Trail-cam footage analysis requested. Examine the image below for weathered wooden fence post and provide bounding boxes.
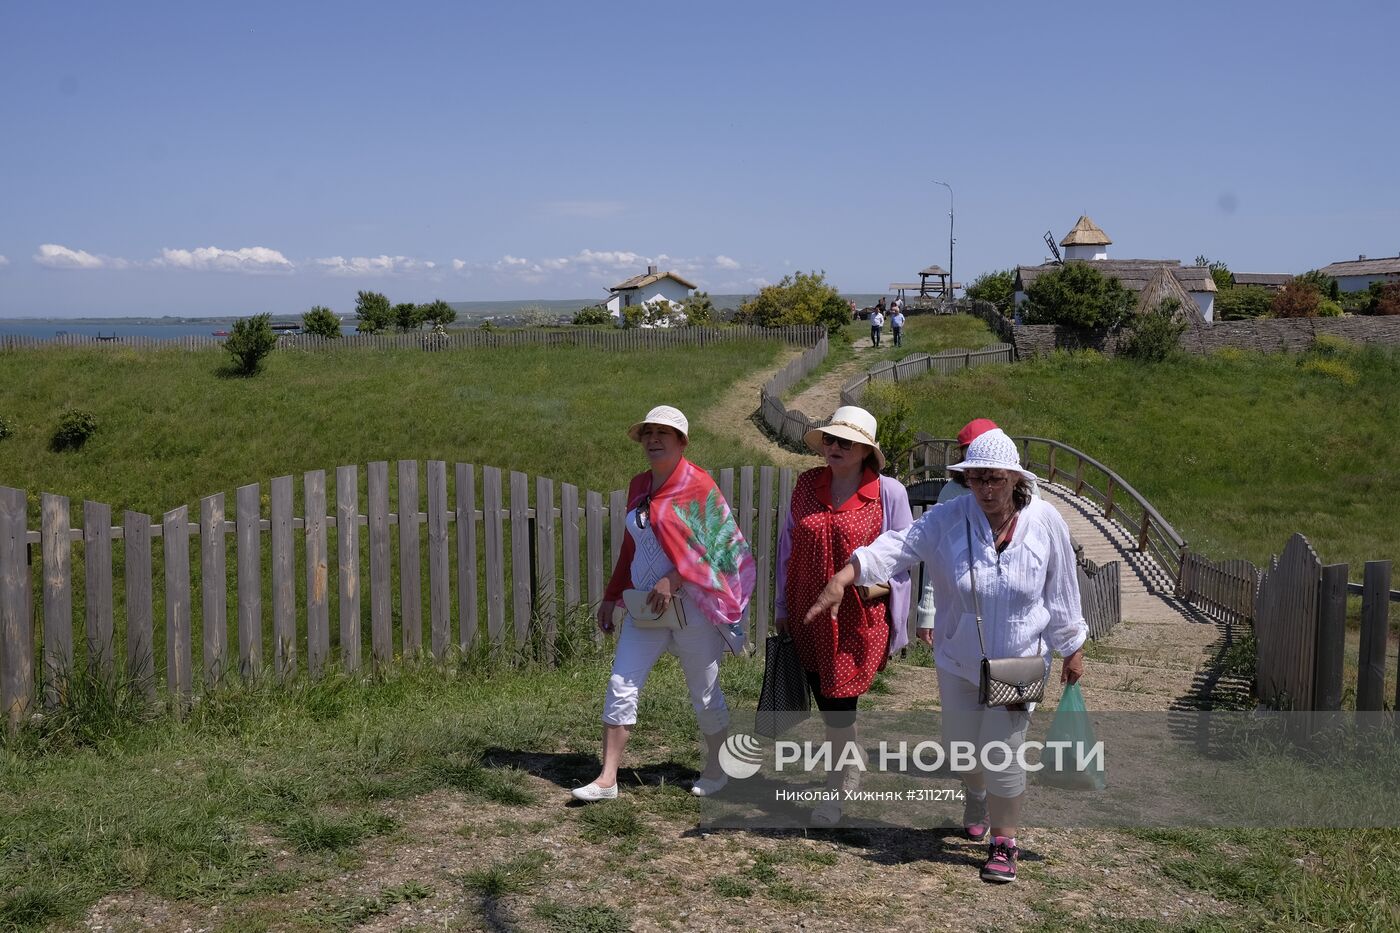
[43,494,74,708]
[1313,563,1349,711]
[0,487,32,728]
[1357,560,1391,712]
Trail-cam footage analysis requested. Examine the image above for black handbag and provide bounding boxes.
[967,519,1049,708]
[756,634,811,737]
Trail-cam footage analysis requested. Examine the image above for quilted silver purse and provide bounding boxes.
[966,519,1048,708]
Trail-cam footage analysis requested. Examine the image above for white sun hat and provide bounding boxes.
[627,405,689,442]
[947,428,1036,482]
[802,405,885,471]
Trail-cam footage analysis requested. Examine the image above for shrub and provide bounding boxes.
[354,291,393,333]
[1377,282,1400,315]
[1270,282,1322,318]
[620,304,645,328]
[52,409,98,450]
[0,415,13,441]
[734,271,850,334]
[1317,297,1343,317]
[1214,286,1274,321]
[300,305,342,339]
[1310,334,1356,358]
[1300,358,1358,386]
[965,269,1016,314]
[1194,256,1233,292]
[1294,269,1340,301]
[679,291,717,326]
[1119,298,1187,362]
[1021,262,1136,330]
[224,313,278,375]
[572,304,611,326]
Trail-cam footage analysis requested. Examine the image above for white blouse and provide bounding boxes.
[852,495,1087,686]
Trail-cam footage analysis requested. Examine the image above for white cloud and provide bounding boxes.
[714,255,740,270]
[158,245,294,274]
[0,255,9,266]
[452,259,467,271]
[34,243,128,270]
[312,255,437,277]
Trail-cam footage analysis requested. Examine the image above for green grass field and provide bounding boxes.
[865,340,1400,573]
[0,340,785,516]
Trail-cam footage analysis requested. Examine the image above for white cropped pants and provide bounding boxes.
[602,616,730,735]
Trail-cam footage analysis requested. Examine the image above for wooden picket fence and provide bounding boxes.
[758,335,831,446]
[0,325,828,354]
[838,344,1015,407]
[0,461,959,723]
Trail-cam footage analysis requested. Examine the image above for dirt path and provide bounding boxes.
[786,341,875,422]
[701,335,880,472]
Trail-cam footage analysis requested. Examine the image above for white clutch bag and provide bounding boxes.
[621,588,688,630]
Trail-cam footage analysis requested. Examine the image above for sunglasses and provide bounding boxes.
[965,473,1009,488]
[820,433,855,450]
[636,493,651,529]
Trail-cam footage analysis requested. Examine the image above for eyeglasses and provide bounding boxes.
[820,433,855,450]
[636,494,651,529]
[965,473,1009,488]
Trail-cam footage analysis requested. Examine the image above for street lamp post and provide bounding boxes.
[934,180,953,311]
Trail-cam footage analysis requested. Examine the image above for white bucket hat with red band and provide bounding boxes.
[947,428,1037,482]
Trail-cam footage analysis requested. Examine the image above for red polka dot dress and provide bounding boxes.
[785,467,889,698]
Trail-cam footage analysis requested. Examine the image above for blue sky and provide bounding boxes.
[2,0,1396,318]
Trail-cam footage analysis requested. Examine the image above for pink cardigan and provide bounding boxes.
[774,471,915,655]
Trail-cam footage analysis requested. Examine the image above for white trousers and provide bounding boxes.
[603,617,730,735]
[938,671,1034,798]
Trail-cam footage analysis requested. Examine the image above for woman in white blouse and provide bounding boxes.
[805,428,1086,885]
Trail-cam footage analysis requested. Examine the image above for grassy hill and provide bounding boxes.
[866,339,1400,574]
[0,340,786,516]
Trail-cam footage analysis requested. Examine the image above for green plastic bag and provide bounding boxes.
[1036,683,1106,791]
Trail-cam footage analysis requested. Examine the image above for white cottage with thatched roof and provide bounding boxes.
[604,265,697,326]
[1014,216,1217,321]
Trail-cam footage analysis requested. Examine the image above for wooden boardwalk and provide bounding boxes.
[1036,482,1246,712]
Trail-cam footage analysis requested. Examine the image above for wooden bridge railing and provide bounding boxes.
[900,435,1188,594]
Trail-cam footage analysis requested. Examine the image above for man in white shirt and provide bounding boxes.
[870,309,884,347]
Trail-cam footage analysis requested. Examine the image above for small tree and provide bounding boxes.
[224,313,278,375]
[1271,281,1322,318]
[734,271,849,334]
[354,291,393,334]
[1194,255,1234,292]
[572,304,611,325]
[965,269,1016,314]
[1021,262,1136,330]
[393,302,424,332]
[301,305,342,339]
[1119,299,1187,362]
[679,291,717,326]
[419,299,457,329]
[1294,269,1340,301]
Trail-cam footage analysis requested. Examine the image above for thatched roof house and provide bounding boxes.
[1316,255,1400,292]
[1231,273,1292,290]
[1137,265,1205,321]
[1013,216,1218,320]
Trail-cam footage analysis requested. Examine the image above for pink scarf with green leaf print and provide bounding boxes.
[625,459,756,650]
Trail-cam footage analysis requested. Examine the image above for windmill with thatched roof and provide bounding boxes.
[1060,215,1112,261]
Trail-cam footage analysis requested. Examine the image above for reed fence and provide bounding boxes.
[0,325,828,354]
[0,460,940,724]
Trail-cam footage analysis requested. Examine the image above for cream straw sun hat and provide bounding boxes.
[627,405,689,443]
[803,405,886,471]
[947,428,1037,483]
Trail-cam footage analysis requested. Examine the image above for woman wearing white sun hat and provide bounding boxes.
[804,428,1086,884]
[572,405,756,803]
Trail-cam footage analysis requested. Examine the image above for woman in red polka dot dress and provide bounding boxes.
[775,406,913,824]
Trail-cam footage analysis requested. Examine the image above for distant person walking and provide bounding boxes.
[871,297,886,348]
[891,307,905,347]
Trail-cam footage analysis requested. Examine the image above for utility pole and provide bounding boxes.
[934,180,954,312]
